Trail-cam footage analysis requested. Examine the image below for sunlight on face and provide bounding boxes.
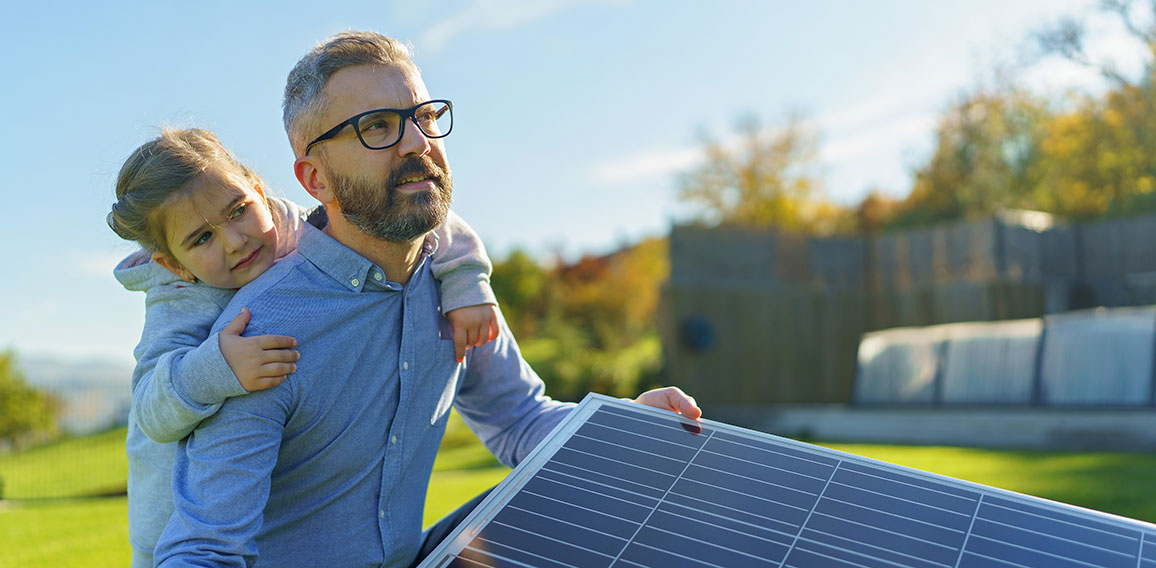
[156,168,279,289]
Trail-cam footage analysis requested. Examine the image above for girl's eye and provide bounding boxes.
[230,204,247,219]
[192,231,212,247]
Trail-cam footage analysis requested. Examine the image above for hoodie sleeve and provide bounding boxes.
[429,210,497,313]
[131,282,248,443]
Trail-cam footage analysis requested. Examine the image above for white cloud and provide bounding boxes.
[821,112,939,166]
[419,0,628,52]
[588,145,703,185]
[71,249,135,279]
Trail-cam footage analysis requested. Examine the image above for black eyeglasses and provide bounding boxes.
[304,99,453,155]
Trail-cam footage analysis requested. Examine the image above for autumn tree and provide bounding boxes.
[491,249,553,339]
[890,84,1051,228]
[677,114,848,234]
[1029,0,1156,218]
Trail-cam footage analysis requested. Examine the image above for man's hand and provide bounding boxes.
[633,386,702,420]
[445,304,499,363]
[219,307,300,392]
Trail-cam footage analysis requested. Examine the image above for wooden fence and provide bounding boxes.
[663,211,1156,405]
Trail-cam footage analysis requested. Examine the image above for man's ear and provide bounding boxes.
[294,156,335,205]
[151,251,196,283]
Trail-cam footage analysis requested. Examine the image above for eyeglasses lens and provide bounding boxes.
[355,101,452,149]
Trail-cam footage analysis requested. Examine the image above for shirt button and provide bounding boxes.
[374,272,383,281]
[390,435,397,445]
[379,510,385,519]
[403,361,409,371]
[351,278,360,287]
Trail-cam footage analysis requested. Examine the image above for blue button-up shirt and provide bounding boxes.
[153,222,573,568]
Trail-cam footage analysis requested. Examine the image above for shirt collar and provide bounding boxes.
[296,221,438,292]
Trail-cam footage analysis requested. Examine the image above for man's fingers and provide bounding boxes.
[256,334,298,350]
[677,394,702,420]
[637,387,702,420]
[221,307,250,336]
[660,386,701,419]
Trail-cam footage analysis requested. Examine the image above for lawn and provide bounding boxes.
[3,415,1155,567]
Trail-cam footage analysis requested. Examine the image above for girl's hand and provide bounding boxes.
[445,304,499,363]
[219,307,300,392]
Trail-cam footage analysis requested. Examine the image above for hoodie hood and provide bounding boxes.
[113,250,186,292]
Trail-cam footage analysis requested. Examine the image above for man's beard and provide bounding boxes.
[329,154,453,243]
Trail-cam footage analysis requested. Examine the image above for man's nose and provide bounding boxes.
[396,117,432,157]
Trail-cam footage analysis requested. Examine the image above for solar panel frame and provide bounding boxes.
[418,393,1156,568]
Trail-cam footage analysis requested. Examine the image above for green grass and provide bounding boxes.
[0,428,128,499]
[4,416,1156,567]
[824,442,1156,523]
[0,414,509,568]
[0,497,130,567]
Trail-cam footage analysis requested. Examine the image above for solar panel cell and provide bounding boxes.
[509,482,639,539]
[550,447,671,496]
[811,497,967,549]
[540,461,663,505]
[662,491,801,536]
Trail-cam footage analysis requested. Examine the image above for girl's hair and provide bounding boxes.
[107,128,266,257]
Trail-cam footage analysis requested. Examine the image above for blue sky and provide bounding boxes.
[1,0,1144,368]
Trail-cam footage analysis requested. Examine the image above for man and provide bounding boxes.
[153,30,700,567]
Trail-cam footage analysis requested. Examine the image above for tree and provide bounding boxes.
[491,249,553,338]
[677,114,847,234]
[890,84,1051,228]
[1033,0,1156,90]
[0,351,59,451]
[1030,0,1156,218]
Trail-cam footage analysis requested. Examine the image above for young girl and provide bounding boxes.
[109,128,499,567]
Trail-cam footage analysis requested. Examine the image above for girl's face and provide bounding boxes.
[152,168,278,289]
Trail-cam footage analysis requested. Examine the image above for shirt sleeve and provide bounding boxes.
[152,383,292,568]
[452,306,574,467]
[131,283,248,444]
[429,209,497,313]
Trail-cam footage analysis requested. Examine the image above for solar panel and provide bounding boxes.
[419,394,1156,568]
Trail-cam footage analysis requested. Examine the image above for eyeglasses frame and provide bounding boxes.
[304,99,453,155]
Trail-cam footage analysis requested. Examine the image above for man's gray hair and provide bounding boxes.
[282,31,417,156]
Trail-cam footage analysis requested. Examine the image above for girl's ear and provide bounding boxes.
[151,251,196,283]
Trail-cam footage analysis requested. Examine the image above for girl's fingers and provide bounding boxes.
[259,362,297,377]
[256,334,298,349]
[261,349,300,363]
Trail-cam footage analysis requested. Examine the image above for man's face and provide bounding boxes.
[314,63,453,242]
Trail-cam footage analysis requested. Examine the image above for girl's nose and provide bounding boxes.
[222,226,247,252]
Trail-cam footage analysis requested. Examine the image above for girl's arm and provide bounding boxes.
[133,284,298,443]
[430,210,500,361]
[130,283,249,443]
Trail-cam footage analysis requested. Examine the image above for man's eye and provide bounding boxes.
[360,116,396,134]
[192,231,212,246]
